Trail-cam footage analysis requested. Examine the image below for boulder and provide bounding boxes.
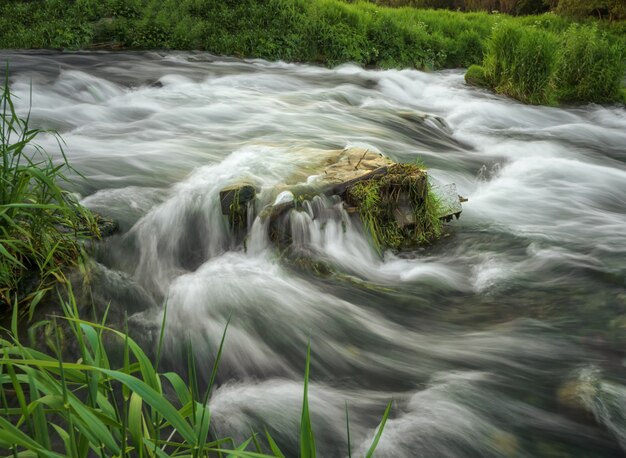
[218,147,466,251]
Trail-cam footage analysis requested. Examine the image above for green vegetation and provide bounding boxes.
[0,289,392,457]
[346,164,442,252]
[554,24,625,103]
[369,0,626,19]
[481,22,625,104]
[555,0,626,21]
[1,0,624,105]
[0,0,496,69]
[464,64,489,87]
[0,78,97,315]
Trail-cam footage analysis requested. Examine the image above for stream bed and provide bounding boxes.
[3,51,626,457]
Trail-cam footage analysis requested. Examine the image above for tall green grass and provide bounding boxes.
[0,77,97,315]
[478,22,625,104]
[0,0,539,67]
[0,288,393,457]
[553,24,625,103]
[1,0,623,104]
[482,23,559,104]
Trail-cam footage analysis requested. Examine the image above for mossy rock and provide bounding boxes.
[345,163,442,252]
[620,88,626,105]
[465,65,490,88]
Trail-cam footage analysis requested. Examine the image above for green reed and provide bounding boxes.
[479,22,624,105]
[0,286,392,457]
[0,76,97,316]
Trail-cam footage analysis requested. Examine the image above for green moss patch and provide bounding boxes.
[346,164,442,252]
[465,64,490,88]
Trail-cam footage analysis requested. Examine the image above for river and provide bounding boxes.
[3,51,626,457]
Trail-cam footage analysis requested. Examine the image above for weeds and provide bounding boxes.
[483,23,559,104]
[479,22,625,104]
[1,0,623,104]
[0,77,97,315]
[347,163,442,252]
[553,24,625,103]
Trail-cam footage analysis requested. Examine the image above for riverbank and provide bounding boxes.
[1,0,624,105]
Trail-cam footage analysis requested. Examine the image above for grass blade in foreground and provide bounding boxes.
[365,401,393,458]
[300,340,316,458]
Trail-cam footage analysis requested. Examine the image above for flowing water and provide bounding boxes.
[3,51,626,457]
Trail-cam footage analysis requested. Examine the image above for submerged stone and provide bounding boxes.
[219,183,257,243]
[219,183,257,216]
[94,214,119,237]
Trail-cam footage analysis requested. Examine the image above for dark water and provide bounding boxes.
[3,51,626,457]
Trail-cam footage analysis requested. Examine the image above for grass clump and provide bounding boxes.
[477,22,625,105]
[0,79,97,314]
[482,23,559,104]
[553,24,625,103]
[464,64,490,88]
[0,295,259,457]
[346,163,442,252]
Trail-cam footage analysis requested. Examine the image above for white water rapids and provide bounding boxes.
[4,51,626,457]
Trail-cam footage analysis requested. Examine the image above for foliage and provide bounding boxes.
[0,78,97,314]
[0,0,626,76]
[553,24,625,103]
[482,22,558,104]
[479,21,624,104]
[464,64,490,87]
[366,0,625,18]
[0,0,623,102]
[0,0,499,68]
[346,164,442,252]
[0,290,393,457]
[556,0,626,21]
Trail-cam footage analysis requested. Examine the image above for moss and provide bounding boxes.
[228,188,246,230]
[621,88,626,105]
[346,163,442,252]
[465,64,490,88]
